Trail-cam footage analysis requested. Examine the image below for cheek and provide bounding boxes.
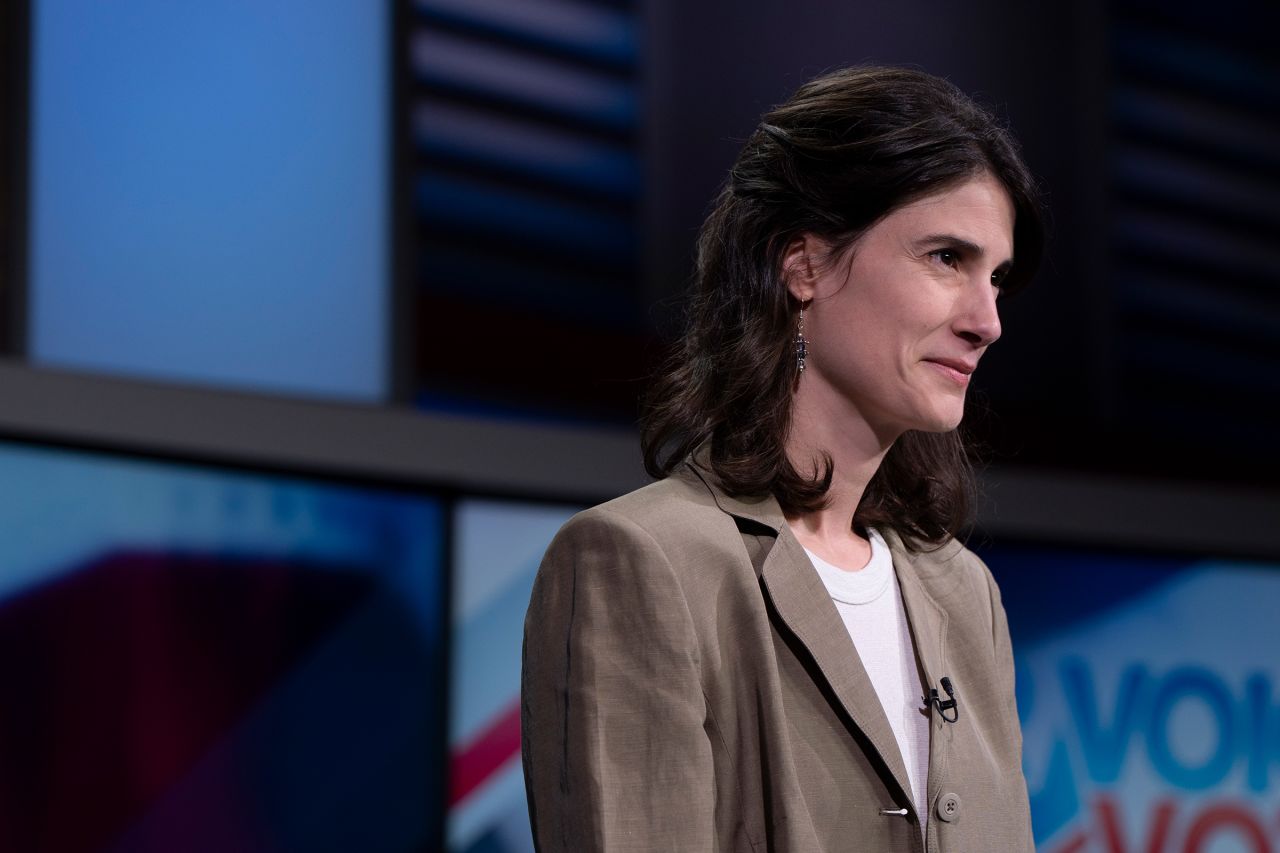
[895,290,942,329]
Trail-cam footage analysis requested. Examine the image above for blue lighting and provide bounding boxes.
[29,0,390,400]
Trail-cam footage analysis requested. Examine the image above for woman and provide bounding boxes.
[522,66,1044,852]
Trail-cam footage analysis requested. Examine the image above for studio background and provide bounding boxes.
[1,1,1277,851]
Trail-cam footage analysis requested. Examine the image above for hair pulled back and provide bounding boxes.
[641,66,1045,546]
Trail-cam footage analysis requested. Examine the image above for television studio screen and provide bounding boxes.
[0,436,447,852]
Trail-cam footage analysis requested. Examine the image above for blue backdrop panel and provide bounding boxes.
[983,544,1280,852]
[28,0,389,400]
[0,438,445,852]
[448,499,580,853]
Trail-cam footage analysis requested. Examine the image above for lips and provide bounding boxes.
[924,357,976,375]
[924,357,977,386]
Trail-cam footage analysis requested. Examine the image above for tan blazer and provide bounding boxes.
[522,460,1033,852]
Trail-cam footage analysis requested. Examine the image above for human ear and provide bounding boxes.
[781,234,821,303]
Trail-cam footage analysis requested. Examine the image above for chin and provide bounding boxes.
[897,387,968,434]
[915,420,962,435]
[911,407,965,434]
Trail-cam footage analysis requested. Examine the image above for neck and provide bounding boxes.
[784,381,897,549]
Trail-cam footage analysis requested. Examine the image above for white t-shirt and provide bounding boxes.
[803,529,930,827]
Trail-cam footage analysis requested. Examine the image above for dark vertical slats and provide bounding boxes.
[1108,1,1280,452]
[0,0,30,356]
[410,0,643,419]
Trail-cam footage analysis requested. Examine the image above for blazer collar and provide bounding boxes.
[682,458,950,810]
[687,466,788,532]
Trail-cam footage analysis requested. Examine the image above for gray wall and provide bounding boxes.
[3,360,1278,557]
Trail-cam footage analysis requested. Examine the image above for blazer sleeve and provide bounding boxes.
[521,508,714,852]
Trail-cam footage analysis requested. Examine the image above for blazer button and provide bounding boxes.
[936,792,961,823]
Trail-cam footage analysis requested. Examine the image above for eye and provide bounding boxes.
[991,267,1010,294]
[929,248,961,269]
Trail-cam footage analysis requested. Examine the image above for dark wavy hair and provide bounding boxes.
[641,66,1046,547]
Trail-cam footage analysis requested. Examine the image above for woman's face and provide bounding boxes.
[788,171,1016,441]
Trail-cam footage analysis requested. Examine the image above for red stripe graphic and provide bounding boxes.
[450,701,522,807]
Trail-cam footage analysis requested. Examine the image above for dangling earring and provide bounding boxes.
[795,303,809,374]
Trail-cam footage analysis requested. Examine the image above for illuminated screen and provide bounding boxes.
[982,543,1280,852]
[448,499,580,853]
[0,438,445,852]
[27,0,389,399]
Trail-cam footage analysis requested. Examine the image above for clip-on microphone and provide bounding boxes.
[925,676,959,723]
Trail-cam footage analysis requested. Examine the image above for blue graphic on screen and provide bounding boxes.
[0,439,444,852]
[982,545,1280,852]
[448,499,580,853]
[28,0,389,400]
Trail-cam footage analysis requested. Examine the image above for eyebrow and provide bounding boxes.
[914,233,1014,267]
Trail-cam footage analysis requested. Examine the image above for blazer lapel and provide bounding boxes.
[685,464,917,807]
[883,528,952,805]
[760,532,919,807]
[882,530,948,703]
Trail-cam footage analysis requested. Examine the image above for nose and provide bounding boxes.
[954,278,1002,347]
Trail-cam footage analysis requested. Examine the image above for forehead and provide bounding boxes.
[875,173,1016,252]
